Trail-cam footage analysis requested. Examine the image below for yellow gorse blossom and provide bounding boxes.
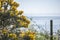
[23,22,28,27]
[10,11,14,16]
[2,28,8,34]
[0,1,1,7]
[11,6,17,10]
[29,32,35,40]
[8,33,17,38]
[8,0,14,2]
[18,10,23,15]
[12,2,19,7]
[20,15,27,21]
[20,15,30,24]
[0,8,2,11]
[25,19,30,24]
[15,10,19,15]
[7,0,14,5]
[18,20,28,27]
[1,0,7,1]
[24,31,36,40]
[10,13,14,16]
[19,32,25,37]
[19,20,25,26]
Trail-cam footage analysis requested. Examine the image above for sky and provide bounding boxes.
[14,0,60,16]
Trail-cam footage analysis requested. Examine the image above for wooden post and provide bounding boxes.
[50,20,53,40]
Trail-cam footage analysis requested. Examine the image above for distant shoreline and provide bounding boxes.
[27,16,60,20]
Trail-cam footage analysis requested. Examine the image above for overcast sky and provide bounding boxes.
[14,0,60,16]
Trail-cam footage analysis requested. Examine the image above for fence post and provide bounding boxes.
[50,20,53,40]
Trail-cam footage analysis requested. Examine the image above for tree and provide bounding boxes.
[0,0,31,40]
[0,0,30,28]
[0,0,37,40]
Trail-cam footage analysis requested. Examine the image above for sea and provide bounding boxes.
[27,16,60,34]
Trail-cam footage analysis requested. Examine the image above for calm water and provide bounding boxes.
[27,16,60,34]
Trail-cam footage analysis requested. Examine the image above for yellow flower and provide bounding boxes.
[8,0,14,2]
[10,13,14,16]
[20,15,30,24]
[18,20,28,27]
[8,33,13,37]
[0,1,1,7]
[19,32,25,37]
[2,28,8,34]
[11,6,17,10]
[7,0,14,4]
[26,30,30,34]
[10,11,14,16]
[26,19,30,24]
[17,20,28,28]
[0,8,2,11]
[11,2,19,7]
[19,20,24,26]
[8,33,17,38]
[15,10,19,15]
[23,22,28,27]
[29,32,35,40]
[8,1,14,6]
[18,10,23,15]
[12,33,17,38]
[20,15,26,21]
[14,2,19,7]
[29,34,33,38]
[1,0,5,2]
